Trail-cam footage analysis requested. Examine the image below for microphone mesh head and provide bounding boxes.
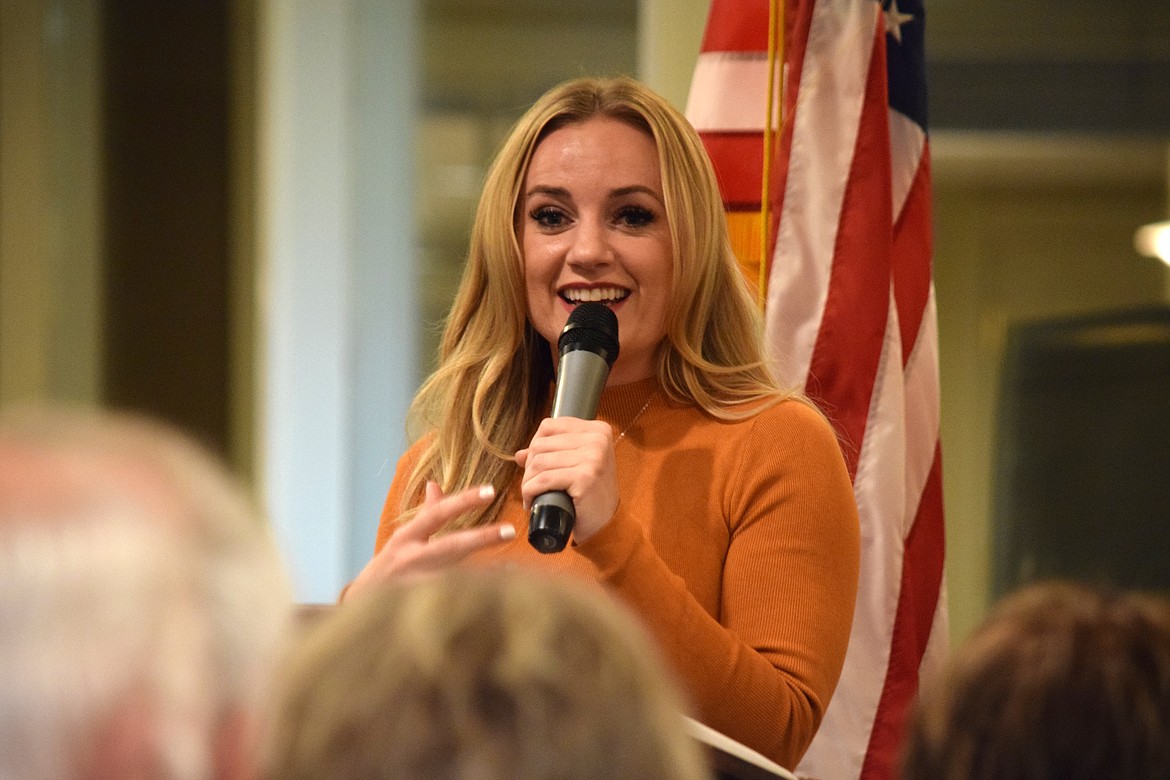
[557,302,620,367]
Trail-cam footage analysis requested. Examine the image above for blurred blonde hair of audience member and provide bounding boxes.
[0,406,294,780]
[901,580,1170,780]
[266,569,712,780]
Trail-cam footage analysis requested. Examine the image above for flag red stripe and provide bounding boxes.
[802,21,891,478]
[891,150,933,365]
[860,445,946,778]
[696,133,766,207]
[783,0,817,110]
[700,0,771,53]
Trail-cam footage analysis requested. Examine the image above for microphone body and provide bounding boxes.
[527,303,619,553]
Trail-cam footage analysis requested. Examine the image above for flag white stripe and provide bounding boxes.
[765,0,876,389]
[920,571,950,683]
[685,52,778,132]
[901,287,941,532]
[889,109,924,221]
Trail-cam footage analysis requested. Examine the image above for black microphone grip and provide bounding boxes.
[528,303,619,554]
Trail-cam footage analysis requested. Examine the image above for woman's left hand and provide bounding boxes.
[516,417,619,544]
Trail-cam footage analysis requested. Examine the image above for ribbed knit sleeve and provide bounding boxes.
[575,399,860,769]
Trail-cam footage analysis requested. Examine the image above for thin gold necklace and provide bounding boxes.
[615,391,656,446]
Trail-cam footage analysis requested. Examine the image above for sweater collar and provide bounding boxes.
[596,376,660,431]
[542,375,660,431]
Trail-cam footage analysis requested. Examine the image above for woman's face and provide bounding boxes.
[519,116,673,386]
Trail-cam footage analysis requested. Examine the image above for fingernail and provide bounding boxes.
[499,525,516,541]
[478,484,496,500]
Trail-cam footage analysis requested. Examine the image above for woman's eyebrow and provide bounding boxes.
[523,185,570,199]
[522,184,664,204]
[610,184,664,203]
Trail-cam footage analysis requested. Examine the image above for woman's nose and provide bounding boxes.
[565,219,613,269]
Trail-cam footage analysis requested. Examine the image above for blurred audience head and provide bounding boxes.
[265,568,710,780]
[0,405,293,780]
[902,580,1170,780]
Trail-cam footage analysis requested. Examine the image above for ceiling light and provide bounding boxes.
[1133,221,1170,267]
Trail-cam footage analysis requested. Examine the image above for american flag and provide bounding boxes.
[686,1,948,778]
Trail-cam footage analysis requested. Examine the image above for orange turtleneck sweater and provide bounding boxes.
[374,377,860,770]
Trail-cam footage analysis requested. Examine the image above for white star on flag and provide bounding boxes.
[884,0,914,43]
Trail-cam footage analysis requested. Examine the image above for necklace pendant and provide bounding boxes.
[615,392,656,445]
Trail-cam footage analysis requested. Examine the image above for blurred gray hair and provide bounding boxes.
[0,406,293,779]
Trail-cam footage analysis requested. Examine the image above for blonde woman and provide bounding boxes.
[349,76,859,769]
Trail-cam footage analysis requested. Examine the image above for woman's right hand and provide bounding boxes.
[344,481,515,599]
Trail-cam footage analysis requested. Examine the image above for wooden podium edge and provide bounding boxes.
[684,717,797,780]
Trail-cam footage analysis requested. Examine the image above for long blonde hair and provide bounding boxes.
[402,76,796,529]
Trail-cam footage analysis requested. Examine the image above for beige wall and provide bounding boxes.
[932,134,1170,639]
[637,0,709,110]
[0,0,102,405]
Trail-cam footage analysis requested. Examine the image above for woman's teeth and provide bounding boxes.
[562,288,628,303]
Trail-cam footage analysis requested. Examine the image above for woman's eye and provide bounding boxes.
[530,207,566,228]
[616,206,656,227]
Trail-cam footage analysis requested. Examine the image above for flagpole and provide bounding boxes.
[759,0,784,310]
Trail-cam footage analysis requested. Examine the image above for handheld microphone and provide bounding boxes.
[527,302,620,554]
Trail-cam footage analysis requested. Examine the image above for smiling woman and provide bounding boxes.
[346,76,860,771]
[520,116,673,386]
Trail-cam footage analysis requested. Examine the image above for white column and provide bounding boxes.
[347,0,421,580]
[256,0,418,602]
